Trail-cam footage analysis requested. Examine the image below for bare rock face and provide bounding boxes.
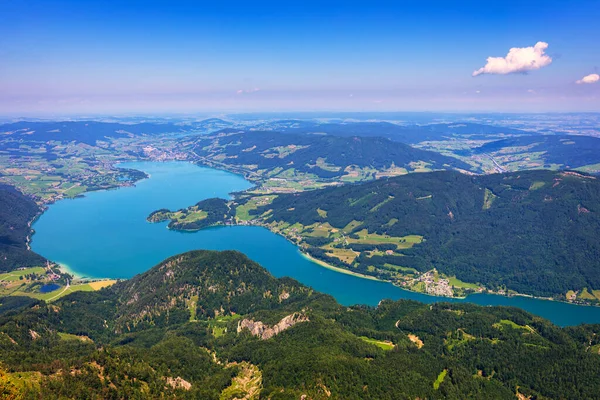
[166,376,192,391]
[237,312,309,340]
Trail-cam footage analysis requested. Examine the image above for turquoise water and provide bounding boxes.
[31,161,600,326]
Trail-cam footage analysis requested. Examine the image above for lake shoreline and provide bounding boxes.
[157,217,600,308]
[30,160,600,326]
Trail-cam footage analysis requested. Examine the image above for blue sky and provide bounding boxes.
[1,0,599,115]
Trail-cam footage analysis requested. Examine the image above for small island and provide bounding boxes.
[148,198,234,231]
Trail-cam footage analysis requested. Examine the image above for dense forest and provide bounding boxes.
[0,184,46,272]
[1,250,599,399]
[246,169,600,297]
[192,130,471,179]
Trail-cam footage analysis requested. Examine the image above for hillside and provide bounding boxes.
[189,130,472,184]
[0,184,45,272]
[0,121,187,145]
[1,250,600,398]
[272,121,528,144]
[471,134,600,171]
[216,169,600,299]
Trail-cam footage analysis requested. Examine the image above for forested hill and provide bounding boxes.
[248,169,600,297]
[470,134,600,169]
[1,250,600,398]
[0,121,186,144]
[236,121,528,144]
[0,184,45,272]
[192,130,472,178]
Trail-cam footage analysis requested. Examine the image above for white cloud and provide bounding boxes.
[236,88,260,94]
[473,42,552,77]
[576,73,600,84]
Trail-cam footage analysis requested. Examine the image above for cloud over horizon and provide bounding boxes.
[576,73,600,84]
[473,42,552,77]
[236,88,261,94]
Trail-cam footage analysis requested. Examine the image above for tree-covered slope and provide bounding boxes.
[245,169,600,297]
[273,121,528,143]
[471,134,600,169]
[1,250,600,398]
[0,184,46,272]
[192,130,472,179]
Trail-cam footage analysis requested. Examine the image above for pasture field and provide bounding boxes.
[0,267,46,282]
[359,336,395,351]
[433,370,448,390]
[448,276,480,289]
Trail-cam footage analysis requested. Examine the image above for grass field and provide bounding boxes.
[483,188,497,210]
[236,196,276,221]
[448,276,480,289]
[493,319,535,333]
[0,267,46,282]
[2,279,116,302]
[433,369,448,390]
[383,263,418,274]
[87,280,117,290]
[578,288,599,301]
[347,229,423,250]
[326,248,359,264]
[370,196,394,212]
[529,181,546,191]
[359,336,395,350]
[342,220,363,232]
[208,314,241,337]
[316,208,327,218]
[58,332,93,342]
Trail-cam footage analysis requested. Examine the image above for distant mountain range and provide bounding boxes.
[264,121,529,144]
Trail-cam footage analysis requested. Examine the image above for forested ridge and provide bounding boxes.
[246,169,600,297]
[1,250,600,399]
[0,184,46,272]
[192,130,471,178]
[470,134,600,169]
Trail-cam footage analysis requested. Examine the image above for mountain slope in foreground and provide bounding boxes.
[1,250,600,399]
[0,184,46,272]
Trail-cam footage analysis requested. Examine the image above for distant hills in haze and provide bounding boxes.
[0,119,236,145]
[470,134,600,170]
[192,130,472,179]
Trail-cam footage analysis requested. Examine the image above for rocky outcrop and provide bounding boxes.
[166,376,192,391]
[237,312,309,340]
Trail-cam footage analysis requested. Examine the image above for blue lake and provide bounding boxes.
[31,161,600,326]
[39,283,60,293]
